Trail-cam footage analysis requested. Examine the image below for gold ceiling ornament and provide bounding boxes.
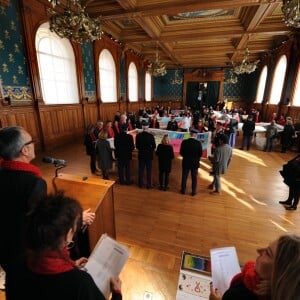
[170,69,183,85]
[282,0,300,28]
[47,0,102,44]
[225,68,238,84]
[147,44,167,77]
[0,0,10,7]
[233,48,259,75]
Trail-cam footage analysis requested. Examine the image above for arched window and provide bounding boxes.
[255,66,268,104]
[99,49,117,102]
[35,23,79,104]
[291,63,300,107]
[128,62,138,102]
[269,55,287,105]
[145,71,152,101]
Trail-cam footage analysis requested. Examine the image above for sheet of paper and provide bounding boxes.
[85,234,129,299]
[210,247,241,296]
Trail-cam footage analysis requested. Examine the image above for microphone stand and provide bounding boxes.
[52,163,66,194]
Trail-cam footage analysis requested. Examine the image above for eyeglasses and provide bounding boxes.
[23,139,34,146]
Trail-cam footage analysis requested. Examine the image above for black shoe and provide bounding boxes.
[180,189,185,195]
[191,192,196,196]
[239,148,244,150]
[279,200,292,205]
[286,206,297,210]
[159,186,163,191]
[163,186,169,191]
[208,184,214,190]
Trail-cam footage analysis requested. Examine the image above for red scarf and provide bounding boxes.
[1,160,42,178]
[28,248,76,274]
[107,126,115,138]
[230,261,260,294]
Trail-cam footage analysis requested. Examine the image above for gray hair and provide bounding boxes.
[0,126,26,160]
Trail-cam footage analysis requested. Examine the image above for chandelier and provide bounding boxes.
[282,0,300,28]
[48,0,102,43]
[170,69,183,84]
[147,44,167,77]
[225,69,238,84]
[0,0,10,7]
[233,48,259,75]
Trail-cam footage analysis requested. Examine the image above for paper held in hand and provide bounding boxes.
[210,246,241,296]
[85,233,130,299]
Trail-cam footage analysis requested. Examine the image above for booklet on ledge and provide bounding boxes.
[85,233,130,299]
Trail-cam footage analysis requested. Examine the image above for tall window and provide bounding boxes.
[128,62,138,102]
[99,49,117,102]
[291,64,300,106]
[35,23,79,104]
[255,66,268,104]
[145,71,152,101]
[269,55,287,105]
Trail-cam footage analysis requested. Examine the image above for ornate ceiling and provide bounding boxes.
[84,0,291,69]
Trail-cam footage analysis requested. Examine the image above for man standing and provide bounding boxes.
[0,126,47,297]
[180,128,203,196]
[114,124,135,185]
[209,134,232,195]
[240,115,255,150]
[135,121,156,189]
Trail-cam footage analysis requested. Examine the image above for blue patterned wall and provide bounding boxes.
[120,58,125,100]
[154,69,183,101]
[0,0,32,102]
[81,42,96,102]
[223,68,258,102]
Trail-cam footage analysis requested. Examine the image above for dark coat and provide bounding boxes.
[7,263,122,300]
[114,132,135,161]
[95,139,113,170]
[281,124,295,147]
[136,130,156,160]
[0,169,47,271]
[242,120,255,136]
[84,134,96,156]
[222,282,259,300]
[167,120,178,131]
[180,137,202,169]
[156,144,174,172]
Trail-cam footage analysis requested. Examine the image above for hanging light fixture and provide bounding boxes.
[48,0,102,44]
[225,69,238,84]
[170,69,183,84]
[233,48,259,75]
[282,0,300,28]
[147,43,167,77]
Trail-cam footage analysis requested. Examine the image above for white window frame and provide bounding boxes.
[128,62,138,102]
[35,22,79,105]
[99,49,117,103]
[255,65,268,104]
[269,55,287,105]
[145,71,152,101]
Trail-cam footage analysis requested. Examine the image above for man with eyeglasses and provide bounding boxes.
[0,126,46,298]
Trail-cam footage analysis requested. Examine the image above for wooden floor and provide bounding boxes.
[1,135,300,300]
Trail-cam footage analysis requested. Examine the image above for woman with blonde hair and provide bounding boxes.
[281,117,295,153]
[155,134,174,191]
[209,233,300,300]
[95,129,113,179]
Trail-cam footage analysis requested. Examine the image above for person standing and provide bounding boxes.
[135,121,156,189]
[83,124,97,174]
[209,134,232,195]
[114,124,135,185]
[0,126,47,299]
[155,134,175,191]
[95,129,113,180]
[167,115,179,131]
[179,128,203,196]
[240,115,255,150]
[264,120,278,152]
[280,117,295,153]
[7,192,122,300]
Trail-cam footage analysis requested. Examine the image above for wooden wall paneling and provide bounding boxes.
[99,103,119,123]
[119,102,127,114]
[39,104,85,150]
[264,104,278,121]
[288,106,300,123]
[82,102,99,126]
[128,102,141,114]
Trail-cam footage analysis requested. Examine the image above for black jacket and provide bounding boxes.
[136,131,156,160]
[180,138,202,169]
[114,132,135,161]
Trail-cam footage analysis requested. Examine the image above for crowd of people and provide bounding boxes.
[1,109,300,299]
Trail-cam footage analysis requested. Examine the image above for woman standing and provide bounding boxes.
[95,129,113,180]
[281,117,295,153]
[155,134,174,191]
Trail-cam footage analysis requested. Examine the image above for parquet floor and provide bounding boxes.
[1,135,299,300]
